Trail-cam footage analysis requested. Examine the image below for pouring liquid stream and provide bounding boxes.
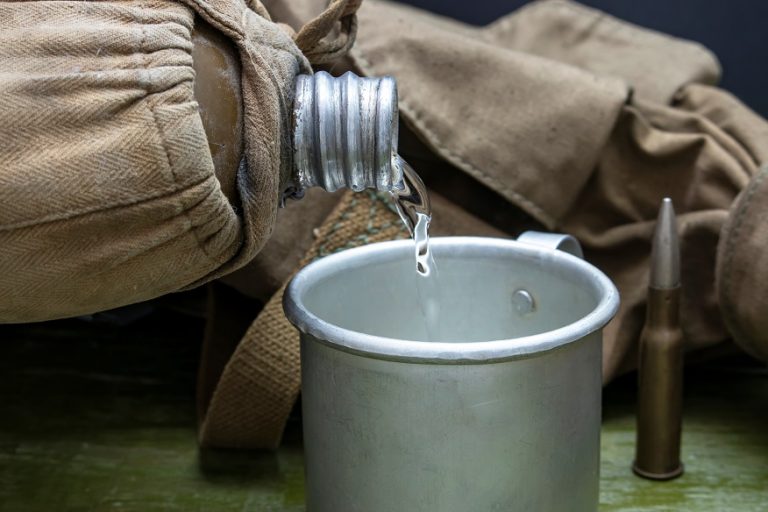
[391,156,441,341]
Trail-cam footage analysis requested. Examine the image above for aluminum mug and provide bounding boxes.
[283,235,619,512]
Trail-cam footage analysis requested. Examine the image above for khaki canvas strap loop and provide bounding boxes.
[198,280,302,450]
[199,190,407,449]
[243,0,273,21]
[294,0,363,64]
[232,0,363,64]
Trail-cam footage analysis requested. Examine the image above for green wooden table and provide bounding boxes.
[1,311,767,511]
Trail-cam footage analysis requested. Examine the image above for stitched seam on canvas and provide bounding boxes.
[139,16,221,266]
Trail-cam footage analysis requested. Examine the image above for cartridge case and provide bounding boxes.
[633,286,684,480]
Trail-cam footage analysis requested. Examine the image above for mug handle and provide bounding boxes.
[517,231,584,259]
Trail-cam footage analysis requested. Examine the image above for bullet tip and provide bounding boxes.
[650,197,680,289]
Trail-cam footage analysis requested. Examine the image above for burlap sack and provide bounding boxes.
[204,0,768,448]
[0,0,313,322]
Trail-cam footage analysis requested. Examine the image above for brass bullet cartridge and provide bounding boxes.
[633,197,685,480]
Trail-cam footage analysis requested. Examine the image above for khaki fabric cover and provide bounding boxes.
[0,0,309,322]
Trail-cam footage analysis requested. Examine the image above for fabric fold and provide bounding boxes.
[351,0,628,228]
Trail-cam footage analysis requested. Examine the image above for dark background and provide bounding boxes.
[396,0,768,119]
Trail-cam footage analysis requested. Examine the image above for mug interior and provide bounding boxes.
[298,237,607,344]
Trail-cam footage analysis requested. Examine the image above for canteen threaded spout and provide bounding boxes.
[291,71,401,194]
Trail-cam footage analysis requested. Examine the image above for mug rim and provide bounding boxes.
[283,236,620,364]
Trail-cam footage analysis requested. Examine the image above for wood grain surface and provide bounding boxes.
[1,310,766,511]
